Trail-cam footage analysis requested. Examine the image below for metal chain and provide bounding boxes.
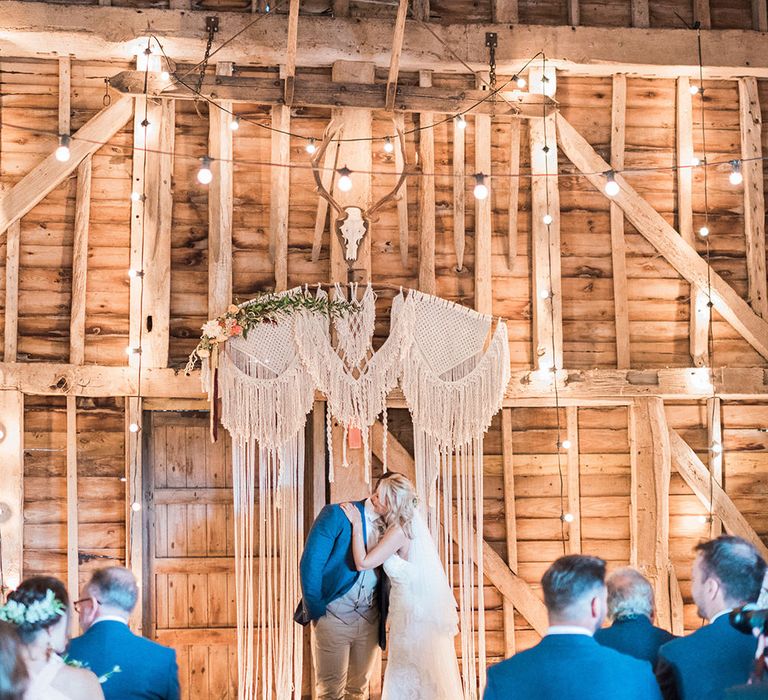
[194,17,219,111]
[103,78,112,107]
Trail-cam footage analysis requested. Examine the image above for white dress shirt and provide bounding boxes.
[545,625,594,637]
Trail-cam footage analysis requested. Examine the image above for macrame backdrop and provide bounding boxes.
[215,289,316,700]
[294,284,411,483]
[400,291,511,699]
[205,286,509,700]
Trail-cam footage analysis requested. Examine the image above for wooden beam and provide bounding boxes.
[125,396,143,633]
[693,0,712,28]
[312,401,327,518]
[110,71,556,119]
[669,563,685,636]
[12,7,768,78]
[452,114,466,271]
[208,62,234,318]
[330,61,374,284]
[568,0,580,26]
[610,74,630,369]
[270,103,291,291]
[557,114,768,362]
[677,77,709,366]
[412,0,429,21]
[58,56,70,137]
[0,391,23,594]
[669,427,768,561]
[530,66,562,371]
[385,0,409,111]
[395,113,410,269]
[284,0,300,105]
[508,118,521,271]
[66,395,79,616]
[738,77,767,320]
[566,406,581,554]
[501,409,518,657]
[3,221,20,363]
[492,0,518,23]
[631,0,650,27]
[475,73,493,315]
[332,0,349,16]
[418,70,436,295]
[753,0,768,31]
[311,127,340,263]
[69,156,91,366]
[707,396,723,536]
[0,96,133,234]
[630,398,671,630]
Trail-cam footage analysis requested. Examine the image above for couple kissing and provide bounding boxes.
[294,471,463,700]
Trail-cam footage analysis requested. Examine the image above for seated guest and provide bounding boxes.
[595,567,675,665]
[66,567,179,700]
[0,620,29,700]
[657,536,767,700]
[0,577,103,700]
[484,554,662,700]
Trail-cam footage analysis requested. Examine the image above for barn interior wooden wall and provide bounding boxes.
[2,0,768,696]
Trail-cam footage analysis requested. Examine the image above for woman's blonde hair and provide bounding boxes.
[376,472,418,539]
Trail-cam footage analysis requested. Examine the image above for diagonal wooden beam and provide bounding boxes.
[370,418,548,636]
[0,96,133,234]
[492,0,518,22]
[669,427,768,561]
[556,113,768,361]
[385,0,409,111]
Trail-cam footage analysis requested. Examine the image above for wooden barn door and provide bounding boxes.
[144,411,237,699]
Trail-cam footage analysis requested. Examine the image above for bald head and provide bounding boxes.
[87,567,138,614]
[606,568,655,622]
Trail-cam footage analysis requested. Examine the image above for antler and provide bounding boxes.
[365,120,409,222]
[310,120,344,216]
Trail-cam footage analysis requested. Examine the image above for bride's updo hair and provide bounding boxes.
[2,577,68,644]
[376,472,418,539]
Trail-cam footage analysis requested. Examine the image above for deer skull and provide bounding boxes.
[338,207,367,261]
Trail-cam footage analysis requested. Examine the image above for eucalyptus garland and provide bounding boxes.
[185,289,358,372]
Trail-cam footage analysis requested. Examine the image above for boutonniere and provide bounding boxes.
[63,657,122,684]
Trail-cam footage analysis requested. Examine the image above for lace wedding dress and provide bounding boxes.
[381,513,464,700]
[25,654,70,700]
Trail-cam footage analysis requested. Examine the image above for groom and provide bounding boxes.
[295,474,392,700]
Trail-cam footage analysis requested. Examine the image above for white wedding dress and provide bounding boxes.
[381,512,464,700]
[25,654,70,700]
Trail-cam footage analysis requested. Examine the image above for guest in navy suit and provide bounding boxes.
[595,567,675,665]
[66,567,179,700]
[484,554,662,700]
[657,535,767,700]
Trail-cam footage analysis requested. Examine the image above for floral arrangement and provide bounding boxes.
[0,589,65,626]
[64,658,122,684]
[186,289,358,372]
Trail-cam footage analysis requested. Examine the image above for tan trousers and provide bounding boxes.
[312,613,380,700]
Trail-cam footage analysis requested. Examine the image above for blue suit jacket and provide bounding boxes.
[66,620,180,700]
[594,615,675,666]
[296,501,388,646]
[657,614,758,700]
[484,633,662,700]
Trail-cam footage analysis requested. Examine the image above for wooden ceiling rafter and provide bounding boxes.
[283,0,300,105]
[385,0,409,112]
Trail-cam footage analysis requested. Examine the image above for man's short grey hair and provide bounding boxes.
[87,567,138,613]
[606,568,654,621]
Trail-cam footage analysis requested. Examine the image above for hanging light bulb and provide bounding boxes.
[689,84,700,95]
[604,170,620,197]
[160,70,170,81]
[383,136,394,154]
[229,117,240,131]
[305,138,317,155]
[698,225,710,238]
[540,289,550,299]
[455,114,467,130]
[561,439,572,450]
[130,191,141,202]
[125,345,141,356]
[710,441,723,455]
[696,514,710,525]
[729,160,743,186]
[473,173,489,201]
[562,512,575,523]
[337,166,353,192]
[55,134,71,162]
[543,213,553,225]
[129,423,140,433]
[691,156,701,167]
[131,501,142,512]
[197,156,213,185]
[515,74,527,88]
[127,268,144,279]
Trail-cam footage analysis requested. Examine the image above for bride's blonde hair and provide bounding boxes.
[376,472,418,539]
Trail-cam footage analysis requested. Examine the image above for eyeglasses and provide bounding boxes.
[73,598,101,613]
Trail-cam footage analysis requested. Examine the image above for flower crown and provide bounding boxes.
[0,589,66,627]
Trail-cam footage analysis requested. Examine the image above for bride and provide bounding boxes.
[341,472,464,699]
[0,577,103,700]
